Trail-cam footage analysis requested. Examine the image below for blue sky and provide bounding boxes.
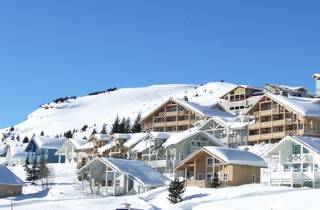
[0,0,319,128]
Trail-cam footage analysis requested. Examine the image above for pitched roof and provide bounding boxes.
[142,98,228,121]
[203,146,267,167]
[263,136,320,156]
[247,93,320,118]
[162,129,223,148]
[219,85,262,98]
[100,157,170,187]
[31,136,66,150]
[0,166,24,186]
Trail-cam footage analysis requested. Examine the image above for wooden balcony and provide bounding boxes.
[248,134,261,142]
[248,123,259,130]
[260,109,273,116]
[186,179,211,188]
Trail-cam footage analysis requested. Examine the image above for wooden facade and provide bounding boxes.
[175,148,263,187]
[141,98,210,132]
[247,94,320,145]
[219,85,262,113]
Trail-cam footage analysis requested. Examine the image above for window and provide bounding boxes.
[293,164,301,172]
[198,173,204,180]
[207,158,213,166]
[223,173,228,181]
[303,147,309,154]
[251,175,256,183]
[292,144,301,155]
[303,163,309,172]
[283,164,289,172]
[108,180,113,187]
[116,180,120,187]
[214,159,220,164]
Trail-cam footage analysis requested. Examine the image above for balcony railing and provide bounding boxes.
[287,154,312,163]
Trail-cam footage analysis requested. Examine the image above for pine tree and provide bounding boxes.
[24,156,32,181]
[211,172,220,188]
[111,115,120,134]
[64,130,73,138]
[101,123,107,134]
[131,113,142,133]
[9,126,14,132]
[91,128,97,135]
[125,118,131,133]
[167,178,185,204]
[119,118,126,133]
[38,150,50,189]
[23,136,29,144]
[40,131,45,136]
[30,157,40,184]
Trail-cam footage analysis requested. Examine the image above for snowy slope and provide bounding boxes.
[1,82,237,139]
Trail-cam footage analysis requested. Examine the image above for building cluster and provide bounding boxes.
[2,74,320,198]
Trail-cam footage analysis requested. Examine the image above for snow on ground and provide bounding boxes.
[1,164,320,210]
[0,82,237,138]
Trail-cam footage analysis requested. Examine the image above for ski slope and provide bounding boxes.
[1,82,237,138]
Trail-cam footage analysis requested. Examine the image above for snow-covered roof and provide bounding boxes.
[68,138,88,150]
[203,146,267,167]
[239,142,274,157]
[149,132,170,140]
[92,134,110,141]
[142,97,230,121]
[200,113,247,130]
[266,93,320,117]
[97,141,114,154]
[219,85,261,98]
[174,98,231,118]
[163,129,223,148]
[78,141,95,151]
[6,144,28,158]
[123,133,149,148]
[0,166,24,186]
[31,136,66,150]
[131,140,148,153]
[100,157,170,187]
[264,136,320,156]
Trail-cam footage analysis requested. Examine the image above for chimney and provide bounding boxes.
[313,73,320,97]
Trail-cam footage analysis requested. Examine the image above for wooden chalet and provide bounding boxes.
[247,93,320,145]
[141,98,226,133]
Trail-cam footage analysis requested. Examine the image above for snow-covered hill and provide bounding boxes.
[0,82,237,139]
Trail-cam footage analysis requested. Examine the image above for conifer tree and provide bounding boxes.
[40,131,45,136]
[24,156,32,181]
[167,178,185,204]
[23,136,29,144]
[119,117,126,133]
[91,128,97,135]
[101,123,107,134]
[211,172,220,188]
[125,118,131,133]
[111,115,120,134]
[131,113,142,133]
[38,150,50,189]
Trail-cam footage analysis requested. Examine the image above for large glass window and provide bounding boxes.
[303,163,309,172]
[292,144,301,155]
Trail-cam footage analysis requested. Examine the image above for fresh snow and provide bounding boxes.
[0,82,237,139]
[99,157,171,187]
[203,146,267,167]
[1,164,320,210]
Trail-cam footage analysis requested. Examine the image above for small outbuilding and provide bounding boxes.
[175,146,267,187]
[77,157,170,196]
[0,166,24,198]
